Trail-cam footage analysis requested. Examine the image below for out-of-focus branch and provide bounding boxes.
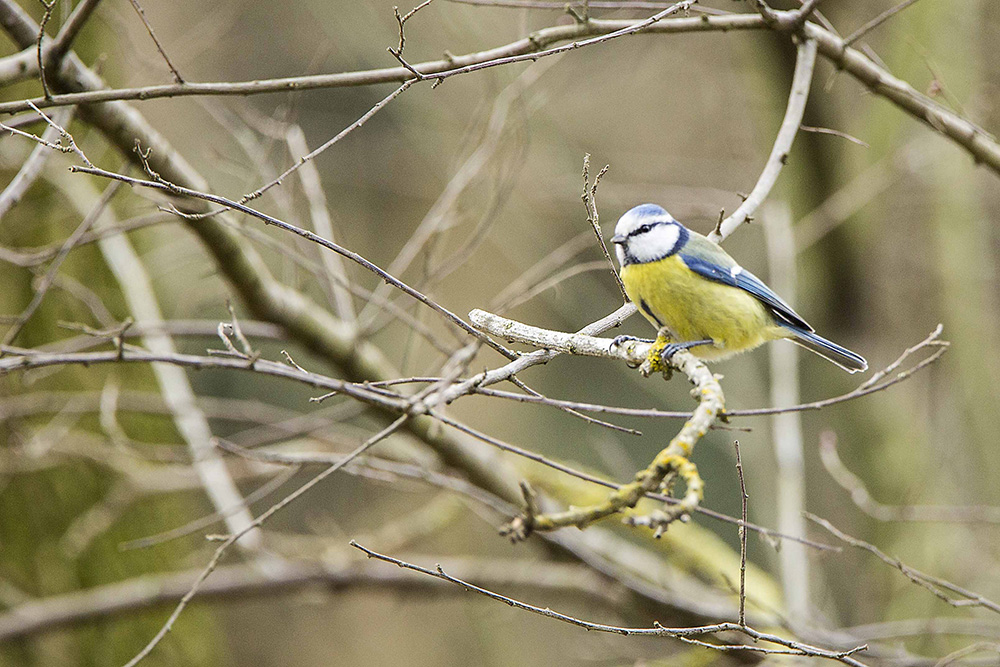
[284,125,355,324]
[52,173,262,550]
[763,202,810,620]
[0,557,621,643]
[68,165,510,358]
[820,431,1000,524]
[1,169,114,346]
[0,106,73,220]
[46,0,103,65]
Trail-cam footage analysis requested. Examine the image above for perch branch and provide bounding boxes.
[470,309,724,539]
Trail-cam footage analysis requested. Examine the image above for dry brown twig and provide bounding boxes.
[352,542,870,665]
[581,154,626,300]
[805,513,1000,616]
[125,0,183,83]
[735,440,749,628]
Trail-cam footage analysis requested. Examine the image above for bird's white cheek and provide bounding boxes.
[615,244,626,267]
[631,225,680,263]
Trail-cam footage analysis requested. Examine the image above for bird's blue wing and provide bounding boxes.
[679,253,813,331]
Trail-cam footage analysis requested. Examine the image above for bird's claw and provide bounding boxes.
[609,334,650,353]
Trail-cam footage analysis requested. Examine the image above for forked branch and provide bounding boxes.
[470,309,724,539]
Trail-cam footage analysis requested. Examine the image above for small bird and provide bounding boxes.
[611,203,867,373]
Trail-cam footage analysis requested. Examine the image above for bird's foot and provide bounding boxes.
[609,335,653,368]
[609,334,653,352]
[642,337,714,378]
[661,338,714,361]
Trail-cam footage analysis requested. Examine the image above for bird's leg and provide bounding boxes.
[609,334,654,351]
[661,338,714,362]
[645,331,714,377]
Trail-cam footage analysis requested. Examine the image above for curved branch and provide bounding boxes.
[709,37,817,243]
[471,309,724,538]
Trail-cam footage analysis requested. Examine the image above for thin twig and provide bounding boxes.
[393,0,436,54]
[805,513,1000,615]
[0,106,74,220]
[581,154,625,300]
[126,0,184,83]
[69,163,515,359]
[118,466,300,551]
[843,0,923,47]
[735,440,748,628]
[352,542,870,665]
[2,178,119,347]
[359,59,555,329]
[36,0,54,98]
[427,410,836,551]
[241,81,413,205]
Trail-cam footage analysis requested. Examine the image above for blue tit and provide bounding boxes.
[610,203,867,373]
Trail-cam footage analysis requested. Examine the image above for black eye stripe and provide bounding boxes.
[629,221,664,237]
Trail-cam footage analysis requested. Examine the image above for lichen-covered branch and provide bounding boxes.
[471,310,725,539]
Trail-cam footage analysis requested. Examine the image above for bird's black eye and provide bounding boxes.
[638,224,651,234]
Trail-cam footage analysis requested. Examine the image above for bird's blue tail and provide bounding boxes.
[780,325,868,373]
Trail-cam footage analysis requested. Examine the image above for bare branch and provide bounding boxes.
[47,0,103,65]
[708,38,817,242]
[0,106,73,220]
[469,309,722,538]
[820,431,1000,524]
[805,513,1000,616]
[69,164,514,359]
[35,0,54,98]
[581,154,625,300]
[1,8,996,178]
[125,0,184,82]
[734,440,748,628]
[353,542,870,665]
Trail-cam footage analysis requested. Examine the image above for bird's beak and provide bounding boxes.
[610,234,626,244]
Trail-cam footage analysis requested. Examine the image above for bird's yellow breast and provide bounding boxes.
[621,256,782,360]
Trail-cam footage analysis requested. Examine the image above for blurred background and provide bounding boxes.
[2,0,999,665]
